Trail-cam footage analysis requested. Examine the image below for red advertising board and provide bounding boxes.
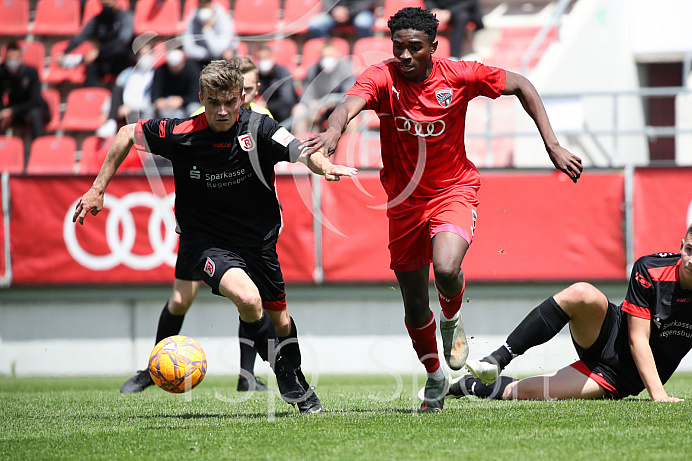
[632,168,692,257]
[321,170,626,282]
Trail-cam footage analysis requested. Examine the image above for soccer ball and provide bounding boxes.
[148,335,207,393]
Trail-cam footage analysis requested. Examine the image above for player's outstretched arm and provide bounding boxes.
[503,71,583,183]
[297,148,357,181]
[73,123,136,225]
[628,315,684,402]
[301,95,367,158]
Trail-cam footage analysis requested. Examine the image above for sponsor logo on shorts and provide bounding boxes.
[204,257,215,277]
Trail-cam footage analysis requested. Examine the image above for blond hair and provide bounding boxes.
[199,59,244,97]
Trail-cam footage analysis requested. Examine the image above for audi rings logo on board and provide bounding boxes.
[394,116,446,137]
[63,192,177,271]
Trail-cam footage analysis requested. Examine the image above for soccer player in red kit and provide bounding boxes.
[302,7,583,411]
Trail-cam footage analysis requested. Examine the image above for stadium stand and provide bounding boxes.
[31,0,82,37]
[78,136,144,174]
[0,0,30,37]
[296,37,350,80]
[134,0,183,36]
[0,136,25,174]
[1,40,45,82]
[252,39,299,76]
[26,135,77,174]
[81,0,132,26]
[374,0,426,32]
[281,0,323,35]
[181,0,230,21]
[60,88,111,132]
[233,0,281,35]
[351,36,395,75]
[41,88,62,133]
[44,39,95,85]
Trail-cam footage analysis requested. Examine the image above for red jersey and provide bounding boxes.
[346,57,505,211]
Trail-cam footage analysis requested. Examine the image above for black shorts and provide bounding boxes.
[571,301,643,399]
[178,236,286,309]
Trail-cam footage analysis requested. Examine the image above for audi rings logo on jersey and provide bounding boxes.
[394,116,446,137]
[63,192,177,271]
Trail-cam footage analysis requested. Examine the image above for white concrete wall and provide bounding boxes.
[515,0,692,168]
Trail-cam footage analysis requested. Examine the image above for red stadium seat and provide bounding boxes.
[0,0,30,36]
[79,136,144,174]
[233,0,280,36]
[0,136,25,174]
[435,36,451,59]
[375,0,426,32]
[296,37,350,80]
[134,0,182,37]
[352,37,393,75]
[44,39,95,84]
[235,41,249,58]
[42,88,62,133]
[1,41,46,81]
[31,0,82,36]
[26,135,77,174]
[281,0,322,35]
[60,88,111,132]
[81,0,131,26]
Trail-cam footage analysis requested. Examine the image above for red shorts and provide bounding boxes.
[388,186,479,272]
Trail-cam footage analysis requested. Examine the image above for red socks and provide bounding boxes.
[405,312,440,373]
[437,278,465,319]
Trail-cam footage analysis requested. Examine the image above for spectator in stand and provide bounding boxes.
[292,40,355,135]
[182,0,239,70]
[96,35,156,138]
[56,0,135,86]
[0,41,50,141]
[256,44,297,123]
[308,0,376,40]
[425,0,484,60]
[151,48,202,119]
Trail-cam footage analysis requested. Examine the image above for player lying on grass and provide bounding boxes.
[451,223,692,402]
[74,59,357,414]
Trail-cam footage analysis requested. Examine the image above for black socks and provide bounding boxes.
[484,296,570,371]
[155,302,185,344]
[239,312,277,364]
[465,375,518,400]
[238,323,257,375]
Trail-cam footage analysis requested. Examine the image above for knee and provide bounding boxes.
[556,282,603,308]
[272,315,291,337]
[233,288,262,310]
[432,262,461,285]
[168,296,194,315]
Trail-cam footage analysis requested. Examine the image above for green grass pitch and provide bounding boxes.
[2,373,692,460]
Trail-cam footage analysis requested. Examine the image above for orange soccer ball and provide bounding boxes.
[148,335,207,393]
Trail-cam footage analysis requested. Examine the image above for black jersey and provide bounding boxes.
[620,253,692,390]
[134,107,302,248]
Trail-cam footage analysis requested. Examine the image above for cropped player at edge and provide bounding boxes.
[74,59,357,415]
[302,7,583,412]
[456,223,692,402]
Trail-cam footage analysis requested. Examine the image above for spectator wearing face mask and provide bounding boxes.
[182,0,239,70]
[0,41,50,142]
[151,48,202,119]
[96,35,157,138]
[56,0,135,87]
[291,40,355,135]
[308,0,376,40]
[256,44,297,123]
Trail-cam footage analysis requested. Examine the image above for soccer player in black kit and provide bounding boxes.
[74,59,357,414]
[451,223,692,402]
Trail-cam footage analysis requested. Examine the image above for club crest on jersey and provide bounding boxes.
[204,257,215,277]
[238,133,255,151]
[435,88,453,107]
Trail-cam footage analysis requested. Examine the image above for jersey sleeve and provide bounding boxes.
[460,61,506,100]
[345,65,387,111]
[255,114,303,164]
[622,257,655,319]
[134,118,173,159]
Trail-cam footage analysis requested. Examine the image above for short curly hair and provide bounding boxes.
[199,59,244,97]
[387,7,439,42]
